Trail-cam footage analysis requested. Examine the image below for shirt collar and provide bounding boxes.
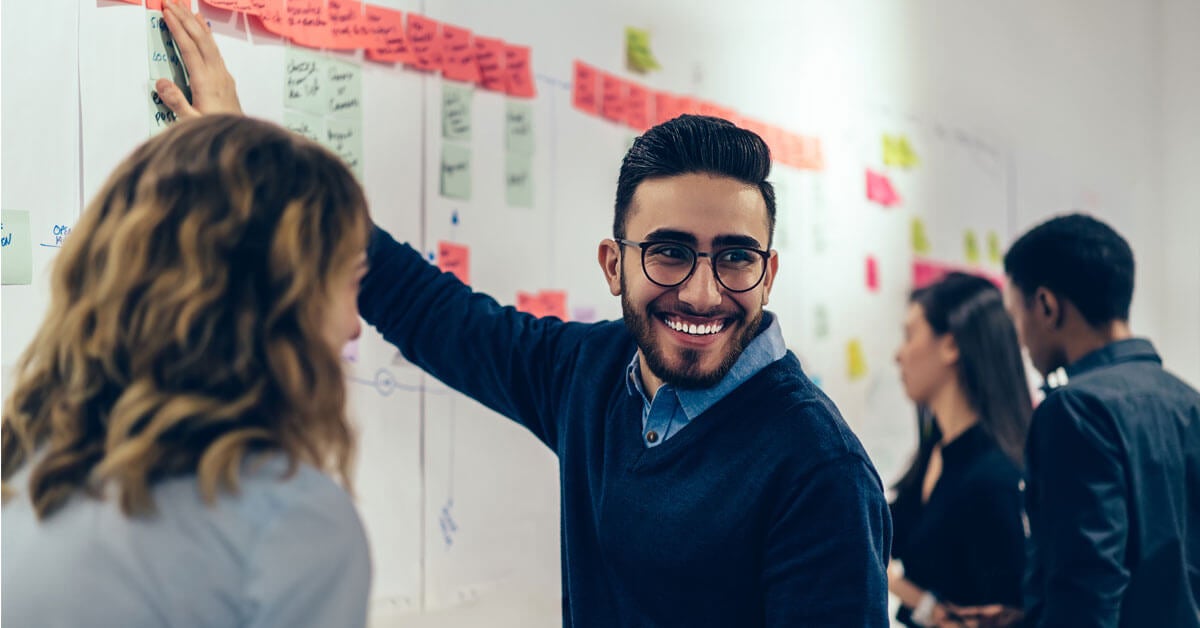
[1064,338,1161,380]
[625,312,788,419]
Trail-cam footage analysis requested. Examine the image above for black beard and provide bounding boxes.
[620,271,763,390]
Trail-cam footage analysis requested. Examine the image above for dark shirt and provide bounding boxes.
[358,227,893,627]
[891,425,1027,627]
[1024,338,1200,628]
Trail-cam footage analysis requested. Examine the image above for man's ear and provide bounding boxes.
[598,239,623,296]
[1035,287,1063,328]
[760,250,780,306]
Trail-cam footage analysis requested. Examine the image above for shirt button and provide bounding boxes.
[646,430,659,443]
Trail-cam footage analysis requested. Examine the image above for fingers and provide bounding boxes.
[155,78,200,120]
[162,1,207,75]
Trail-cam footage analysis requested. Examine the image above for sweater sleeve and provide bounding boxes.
[356,225,586,448]
[762,454,892,627]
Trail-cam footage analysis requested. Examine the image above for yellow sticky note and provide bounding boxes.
[964,229,980,264]
[911,217,931,254]
[846,339,867,381]
[625,27,661,74]
[882,134,919,168]
[987,230,1002,264]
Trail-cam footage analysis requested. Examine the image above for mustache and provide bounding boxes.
[649,301,742,320]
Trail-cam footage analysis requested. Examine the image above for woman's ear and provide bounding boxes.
[598,239,622,296]
[939,334,960,367]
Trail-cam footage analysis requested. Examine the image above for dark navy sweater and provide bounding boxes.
[359,227,892,627]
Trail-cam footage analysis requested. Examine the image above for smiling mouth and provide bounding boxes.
[659,314,728,336]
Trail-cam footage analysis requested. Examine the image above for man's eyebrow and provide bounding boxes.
[712,234,763,249]
[643,229,698,246]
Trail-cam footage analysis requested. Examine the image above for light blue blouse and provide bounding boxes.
[2,453,371,628]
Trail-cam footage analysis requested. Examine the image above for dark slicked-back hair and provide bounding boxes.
[614,115,776,244]
[1003,213,1135,325]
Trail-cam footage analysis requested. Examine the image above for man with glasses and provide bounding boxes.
[151,21,889,619]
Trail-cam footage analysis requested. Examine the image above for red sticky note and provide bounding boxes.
[503,44,536,98]
[572,60,599,115]
[625,83,651,131]
[599,73,627,123]
[517,290,569,320]
[437,241,470,285]
[363,5,413,63]
[406,13,442,72]
[251,0,288,36]
[200,0,255,11]
[146,0,164,10]
[653,92,677,125]
[798,135,825,170]
[244,0,278,18]
[912,259,1004,290]
[474,36,506,91]
[441,24,479,83]
[280,0,329,48]
[866,169,900,206]
[866,256,880,292]
[698,102,736,122]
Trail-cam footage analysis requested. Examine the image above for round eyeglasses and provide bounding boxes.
[616,238,770,293]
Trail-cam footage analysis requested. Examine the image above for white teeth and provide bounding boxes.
[665,317,725,336]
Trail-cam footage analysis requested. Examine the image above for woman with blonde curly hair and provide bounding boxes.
[2,114,373,627]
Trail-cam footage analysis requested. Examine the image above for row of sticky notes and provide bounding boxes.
[571,60,824,171]
[434,242,568,320]
[120,0,535,98]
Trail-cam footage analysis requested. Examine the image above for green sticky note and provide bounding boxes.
[284,48,327,116]
[441,143,472,200]
[987,230,1002,264]
[325,116,364,180]
[911,216,931,254]
[283,110,325,144]
[149,81,179,136]
[505,150,534,208]
[1,210,34,285]
[964,229,981,264]
[326,58,362,118]
[147,11,190,89]
[625,26,661,74]
[505,101,534,155]
[442,83,473,141]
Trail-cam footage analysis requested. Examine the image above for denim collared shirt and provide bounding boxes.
[625,312,788,447]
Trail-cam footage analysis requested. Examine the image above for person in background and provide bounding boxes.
[155,2,893,625]
[889,272,1031,627]
[2,115,373,628]
[1002,213,1200,628]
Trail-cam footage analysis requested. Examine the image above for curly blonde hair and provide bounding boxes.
[2,115,369,518]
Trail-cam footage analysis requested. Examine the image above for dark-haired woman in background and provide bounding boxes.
[888,272,1031,627]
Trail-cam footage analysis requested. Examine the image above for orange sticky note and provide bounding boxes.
[325,0,371,50]
[866,169,900,206]
[244,0,279,18]
[572,61,599,115]
[146,0,164,10]
[653,92,680,125]
[517,290,569,320]
[503,44,536,98]
[440,24,479,83]
[625,83,651,131]
[363,5,413,63]
[406,13,442,72]
[280,0,329,49]
[698,102,736,122]
[437,241,470,285]
[474,36,506,91]
[599,73,627,123]
[200,0,255,11]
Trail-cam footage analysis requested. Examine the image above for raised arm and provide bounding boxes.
[158,0,242,118]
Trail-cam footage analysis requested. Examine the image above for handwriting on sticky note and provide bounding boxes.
[437,241,470,284]
[846,339,868,380]
[326,58,362,118]
[149,83,179,136]
[440,143,471,200]
[325,0,372,51]
[625,83,650,131]
[325,117,363,179]
[363,5,413,64]
[517,290,568,320]
[1,210,33,285]
[284,48,325,115]
[572,61,599,115]
[865,255,880,292]
[283,110,325,143]
[442,83,472,141]
[407,14,442,72]
[506,101,534,154]
[441,24,479,83]
[282,0,330,48]
[475,36,506,91]
[599,73,626,122]
[506,151,534,208]
[865,169,900,207]
[503,44,535,98]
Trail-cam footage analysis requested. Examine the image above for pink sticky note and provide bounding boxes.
[517,290,568,320]
[363,5,413,64]
[441,23,479,83]
[912,259,1004,290]
[866,256,880,292]
[698,101,736,122]
[798,135,825,170]
[437,241,470,285]
[599,73,627,123]
[474,36,506,91]
[572,60,599,115]
[625,83,651,131]
[571,306,598,323]
[406,13,442,72]
[503,44,536,98]
[866,169,900,206]
[653,92,678,125]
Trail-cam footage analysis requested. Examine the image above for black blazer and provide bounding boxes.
[890,424,1026,627]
